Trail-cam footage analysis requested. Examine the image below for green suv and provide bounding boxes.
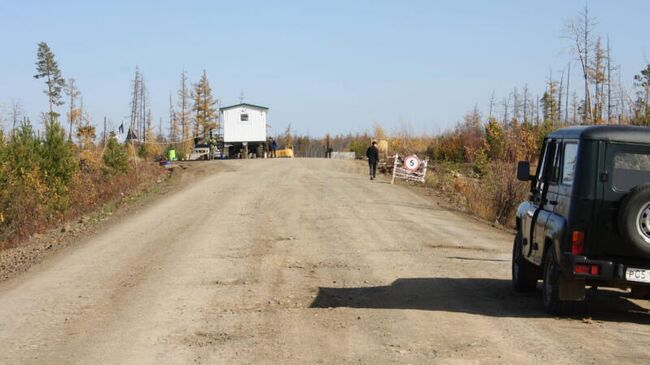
[513,125,650,313]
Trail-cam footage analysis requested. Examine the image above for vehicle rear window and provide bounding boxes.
[613,152,650,191]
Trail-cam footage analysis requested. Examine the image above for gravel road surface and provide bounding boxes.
[1,159,648,364]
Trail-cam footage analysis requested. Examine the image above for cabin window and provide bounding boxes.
[240,114,248,121]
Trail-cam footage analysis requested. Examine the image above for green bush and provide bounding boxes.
[103,133,129,175]
[41,116,77,213]
[0,121,48,242]
[349,140,366,158]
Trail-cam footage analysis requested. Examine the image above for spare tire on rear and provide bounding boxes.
[618,183,650,257]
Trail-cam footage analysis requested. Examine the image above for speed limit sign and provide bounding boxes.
[403,155,421,171]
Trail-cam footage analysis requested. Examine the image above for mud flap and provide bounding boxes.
[559,278,585,301]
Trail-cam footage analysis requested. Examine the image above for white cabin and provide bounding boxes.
[221,103,268,143]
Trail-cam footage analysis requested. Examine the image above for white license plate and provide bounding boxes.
[625,268,650,283]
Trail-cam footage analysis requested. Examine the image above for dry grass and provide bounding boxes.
[425,162,528,228]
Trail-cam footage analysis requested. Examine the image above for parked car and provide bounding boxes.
[188,144,211,160]
[513,125,650,313]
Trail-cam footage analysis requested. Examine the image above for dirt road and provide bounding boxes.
[0,159,648,364]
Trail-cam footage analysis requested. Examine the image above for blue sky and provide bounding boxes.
[1,0,649,137]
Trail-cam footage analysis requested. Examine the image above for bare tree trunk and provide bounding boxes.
[606,36,612,124]
[513,87,520,123]
[565,63,571,124]
[523,84,529,124]
[141,78,146,143]
[502,95,510,126]
[582,5,591,123]
[10,99,23,130]
[558,69,564,124]
[572,92,578,125]
[488,90,495,118]
[47,72,53,119]
[535,95,540,124]
[129,67,141,139]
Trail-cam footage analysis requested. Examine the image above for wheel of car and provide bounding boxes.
[512,231,538,292]
[542,248,573,314]
[630,286,650,299]
[618,184,650,257]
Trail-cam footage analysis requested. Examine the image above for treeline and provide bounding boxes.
[0,42,159,247]
[132,68,219,160]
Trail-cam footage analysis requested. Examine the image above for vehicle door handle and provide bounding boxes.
[549,200,558,206]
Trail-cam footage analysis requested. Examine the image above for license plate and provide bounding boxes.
[625,268,650,283]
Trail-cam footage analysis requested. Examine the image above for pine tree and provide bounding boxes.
[41,114,76,212]
[485,117,505,160]
[192,70,218,139]
[7,120,41,180]
[77,123,96,150]
[541,74,559,122]
[103,132,129,175]
[34,42,65,121]
[1,119,48,237]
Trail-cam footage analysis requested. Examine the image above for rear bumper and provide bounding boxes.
[562,253,650,286]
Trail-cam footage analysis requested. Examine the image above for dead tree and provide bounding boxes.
[64,78,81,140]
[523,84,529,124]
[565,4,597,123]
[560,62,571,123]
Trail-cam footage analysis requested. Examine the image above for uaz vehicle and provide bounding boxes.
[512,125,650,313]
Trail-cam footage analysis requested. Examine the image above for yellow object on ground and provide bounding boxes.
[275,148,294,158]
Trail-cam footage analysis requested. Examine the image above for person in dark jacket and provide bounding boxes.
[366,141,379,180]
[270,138,278,158]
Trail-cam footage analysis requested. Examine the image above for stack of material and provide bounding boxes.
[330,152,356,160]
[276,148,294,158]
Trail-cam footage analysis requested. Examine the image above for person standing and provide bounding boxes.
[366,140,379,180]
[271,138,278,158]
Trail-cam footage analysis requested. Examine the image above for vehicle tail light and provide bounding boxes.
[574,264,600,276]
[575,264,589,274]
[571,231,585,255]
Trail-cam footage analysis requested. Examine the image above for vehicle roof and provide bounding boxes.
[548,125,650,143]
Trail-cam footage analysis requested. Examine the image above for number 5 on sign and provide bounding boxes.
[404,155,420,172]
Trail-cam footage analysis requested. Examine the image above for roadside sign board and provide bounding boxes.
[391,153,427,184]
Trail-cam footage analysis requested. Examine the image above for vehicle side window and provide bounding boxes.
[535,142,549,192]
[612,151,650,192]
[562,143,578,186]
[536,140,558,190]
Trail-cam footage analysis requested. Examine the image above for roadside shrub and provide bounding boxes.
[103,133,129,175]
[483,162,528,225]
[41,117,77,214]
[0,121,48,244]
[427,161,528,228]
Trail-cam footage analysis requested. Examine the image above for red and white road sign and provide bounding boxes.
[403,155,421,172]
